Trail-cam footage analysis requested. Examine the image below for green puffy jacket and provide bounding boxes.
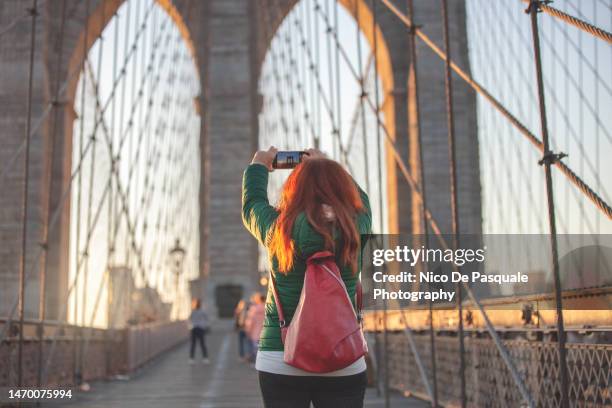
[241,163,372,351]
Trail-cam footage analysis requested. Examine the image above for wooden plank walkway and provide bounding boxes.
[57,321,427,408]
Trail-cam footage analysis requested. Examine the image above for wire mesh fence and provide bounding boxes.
[381,331,612,407]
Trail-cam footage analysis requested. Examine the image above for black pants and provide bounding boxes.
[190,327,208,358]
[258,371,367,408]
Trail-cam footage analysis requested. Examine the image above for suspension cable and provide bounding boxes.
[80,0,105,378]
[266,0,340,156]
[306,0,319,147]
[72,0,91,383]
[352,0,376,394]
[333,0,342,155]
[369,3,391,407]
[0,7,171,346]
[333,5,536,402]
[521,0,612,43]
[370,2,537,403]
[256,3,548,405]
[344,53,373,164]
[439,1,467,405]
[101,0,122,374]
[0,1,157,191]
[286,3,351,166]
[16,0,39,388]
[526,1,569,406]
[377,0,612,220]
[85,7,174,346]
[36,0,68,388]
[354,2,371,194]
[0,0,46,38]
[41,12,178,382]
[405,0,438,403]
[320,0,337,156]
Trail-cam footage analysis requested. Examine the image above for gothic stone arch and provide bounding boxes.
[251,0,482,237]
[0,0,204,320]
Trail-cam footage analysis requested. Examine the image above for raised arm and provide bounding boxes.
[241,148,279,246]
[354,180,372,236]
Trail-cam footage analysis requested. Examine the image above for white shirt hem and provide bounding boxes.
[255,351,367,377]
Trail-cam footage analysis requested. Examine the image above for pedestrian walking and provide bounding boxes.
[244,293,266,362]
[189,299,210,365]
[234,298,251,361]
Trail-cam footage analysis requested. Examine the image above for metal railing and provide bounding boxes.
[125,320,189,372]
[376,331,612,407]
[0,318,188,387]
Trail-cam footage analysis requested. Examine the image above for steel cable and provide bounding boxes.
[36,0,68,388]
[0,0,46,38]
[0,9,172,346]
[16,0,39,388]
[522,0,612,44]
[41,14,179,382]
[378,0,612,220]
[0,2,157,191]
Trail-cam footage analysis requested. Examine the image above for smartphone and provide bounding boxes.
[272,151,306,169]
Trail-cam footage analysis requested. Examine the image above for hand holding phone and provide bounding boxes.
[251,146,278,170]
[253,148,326,170]
[272,151,306,169]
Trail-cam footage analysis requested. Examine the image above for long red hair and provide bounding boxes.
[269,158,364,274]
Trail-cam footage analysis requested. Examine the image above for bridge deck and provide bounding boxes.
[57,321,426,408]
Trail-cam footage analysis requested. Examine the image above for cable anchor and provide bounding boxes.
[525,0,552,14]
[538,150,566,166]
[408,23,423,35]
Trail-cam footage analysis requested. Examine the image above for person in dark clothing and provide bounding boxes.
[189,298,210,364]
[234,298,251,361]
[258,372,367,408]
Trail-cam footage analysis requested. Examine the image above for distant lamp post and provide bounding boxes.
[169,239,186,319]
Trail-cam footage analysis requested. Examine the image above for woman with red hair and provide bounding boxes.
[242,147,372,407]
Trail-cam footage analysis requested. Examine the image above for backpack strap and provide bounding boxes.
[356,280,363,323]
[318,260,363,324]
[270,273,286,329]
